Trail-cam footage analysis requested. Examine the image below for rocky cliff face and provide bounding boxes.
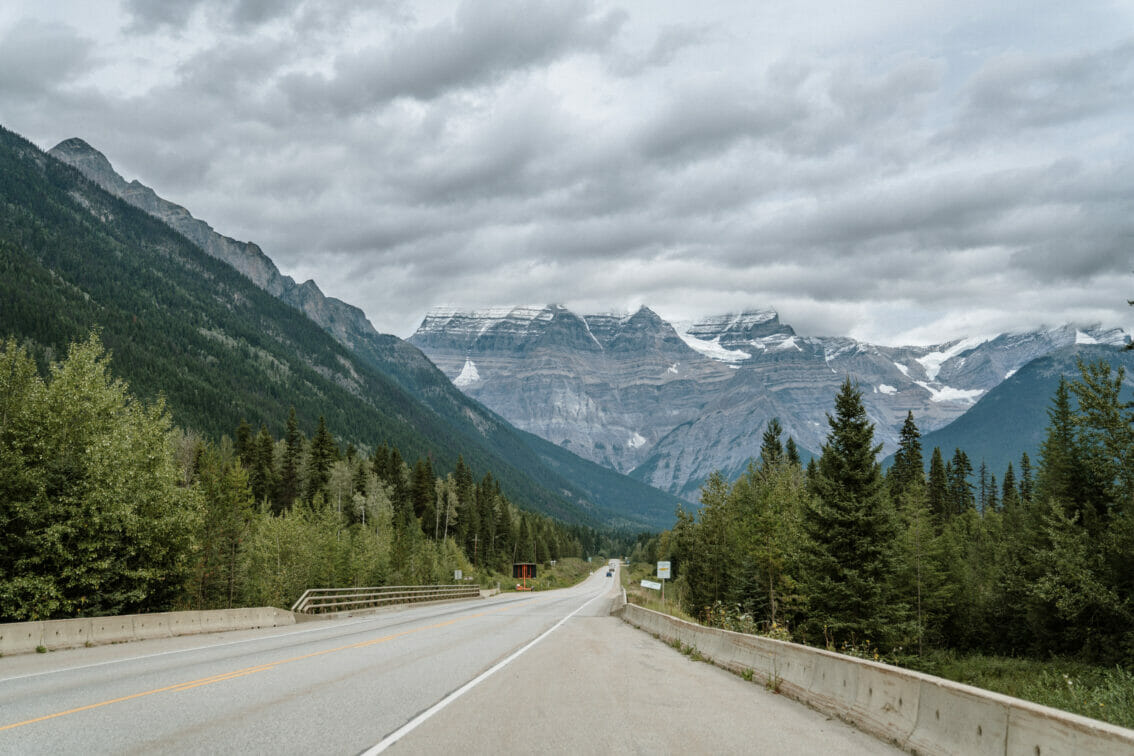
[411,305,1129,501]
[414,305,736,472]
[49,138,385,358]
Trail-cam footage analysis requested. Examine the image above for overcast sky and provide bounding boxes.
[2,1,1133,344]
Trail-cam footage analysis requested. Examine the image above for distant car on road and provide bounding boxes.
[605,571,613,577]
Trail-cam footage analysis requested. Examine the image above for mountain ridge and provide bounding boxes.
[410,303,1129,500]
[9,128,680,530]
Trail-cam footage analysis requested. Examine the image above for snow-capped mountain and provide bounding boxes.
[410,305,1130,501]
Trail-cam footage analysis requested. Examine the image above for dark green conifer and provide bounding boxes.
[276,407,303,512]
[802,378,901,648]
[926,447,948,521]
[889,411,924,505]
[785,437,802,467]
[249,424,276,505]
[1001,462,1019,511]
[1018,452,1034,505]
[947,448,974,516]
[759,418,784,473]
[305,415,338,502]
[234,418,254,468]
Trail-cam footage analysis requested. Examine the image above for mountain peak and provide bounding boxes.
[51,137,102,158]
[50,138,125,192]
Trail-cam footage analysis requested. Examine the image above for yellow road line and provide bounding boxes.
[1,597,541,733]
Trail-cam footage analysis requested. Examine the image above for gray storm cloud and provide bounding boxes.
[1,0,1131,345]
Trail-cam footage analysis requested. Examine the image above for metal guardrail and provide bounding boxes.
[290,584,481,614]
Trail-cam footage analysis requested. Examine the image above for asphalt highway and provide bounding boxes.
[0,563,896,754]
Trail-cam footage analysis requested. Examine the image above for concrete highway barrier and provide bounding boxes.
[619,603,1134,755]
[0,607,297,656]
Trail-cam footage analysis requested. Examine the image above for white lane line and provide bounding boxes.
[362,588,608,755]
[0,598,507,684]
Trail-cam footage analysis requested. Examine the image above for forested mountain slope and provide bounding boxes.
[0,125,677,530]
[914,343,1134,475]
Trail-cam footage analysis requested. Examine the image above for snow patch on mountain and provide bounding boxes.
[1075,330,1099,345]
[674,327,752,363]
[628,432,647,449]
[893,362,910,377]
[916,336,992,381]
[877,384,897,395]
[915,381,984,404]
[453,358,481,387]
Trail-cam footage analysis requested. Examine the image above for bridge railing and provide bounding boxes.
[290,584,481,614]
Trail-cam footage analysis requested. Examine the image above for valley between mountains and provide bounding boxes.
[44,132,1133,506]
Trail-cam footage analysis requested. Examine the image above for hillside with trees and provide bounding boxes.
[0,123,677,531]
[0,335,621,621]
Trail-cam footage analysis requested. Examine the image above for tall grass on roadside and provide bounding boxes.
[898,652,1134,729]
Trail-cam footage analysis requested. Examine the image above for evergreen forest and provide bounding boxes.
[637,360,1133,668]
[0,335,624,622]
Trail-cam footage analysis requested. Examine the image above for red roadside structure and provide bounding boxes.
[512,562,537,591]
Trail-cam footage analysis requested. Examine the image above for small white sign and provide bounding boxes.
[657,561,671,579]
[641,579,662,590]
[454,569,462,580]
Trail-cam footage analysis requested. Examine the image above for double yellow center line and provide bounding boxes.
[1,597,539,733]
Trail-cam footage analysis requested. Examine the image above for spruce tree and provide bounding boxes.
[234,418,254,468]
[927,447,949,521]
[978,460,990,512]
[276,407,303,512]
[785,437,802,467]
[305,415,338,502]
[1019,452,1034,505]
[411,456,435,534]
[1001,462,1020,511]
[759,418,784,473]
[802,379,901,648]
[1036,378,1088,516]
[249,424,276,504]
[889,411,924,504]
[947,449,974,516]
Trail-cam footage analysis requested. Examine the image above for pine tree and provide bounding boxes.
[926,447,949,521]
[371,443,391,483]
[1070,359,1134,519]
[411,456,435,535]
[1001,462,1020,511]
[305,415,338,502]
[802,379,902,648]
[1019,452,1034,505]
[889,411,924,505]
[249,424,276,504]
[947,448,974,517]
[1037,378,1089,518]
[276,407,303,513]
[987,473,999,511]
[759,418,784,473]
[234,418,254,468]
[978,460,990,512]
[785,437,802,467]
